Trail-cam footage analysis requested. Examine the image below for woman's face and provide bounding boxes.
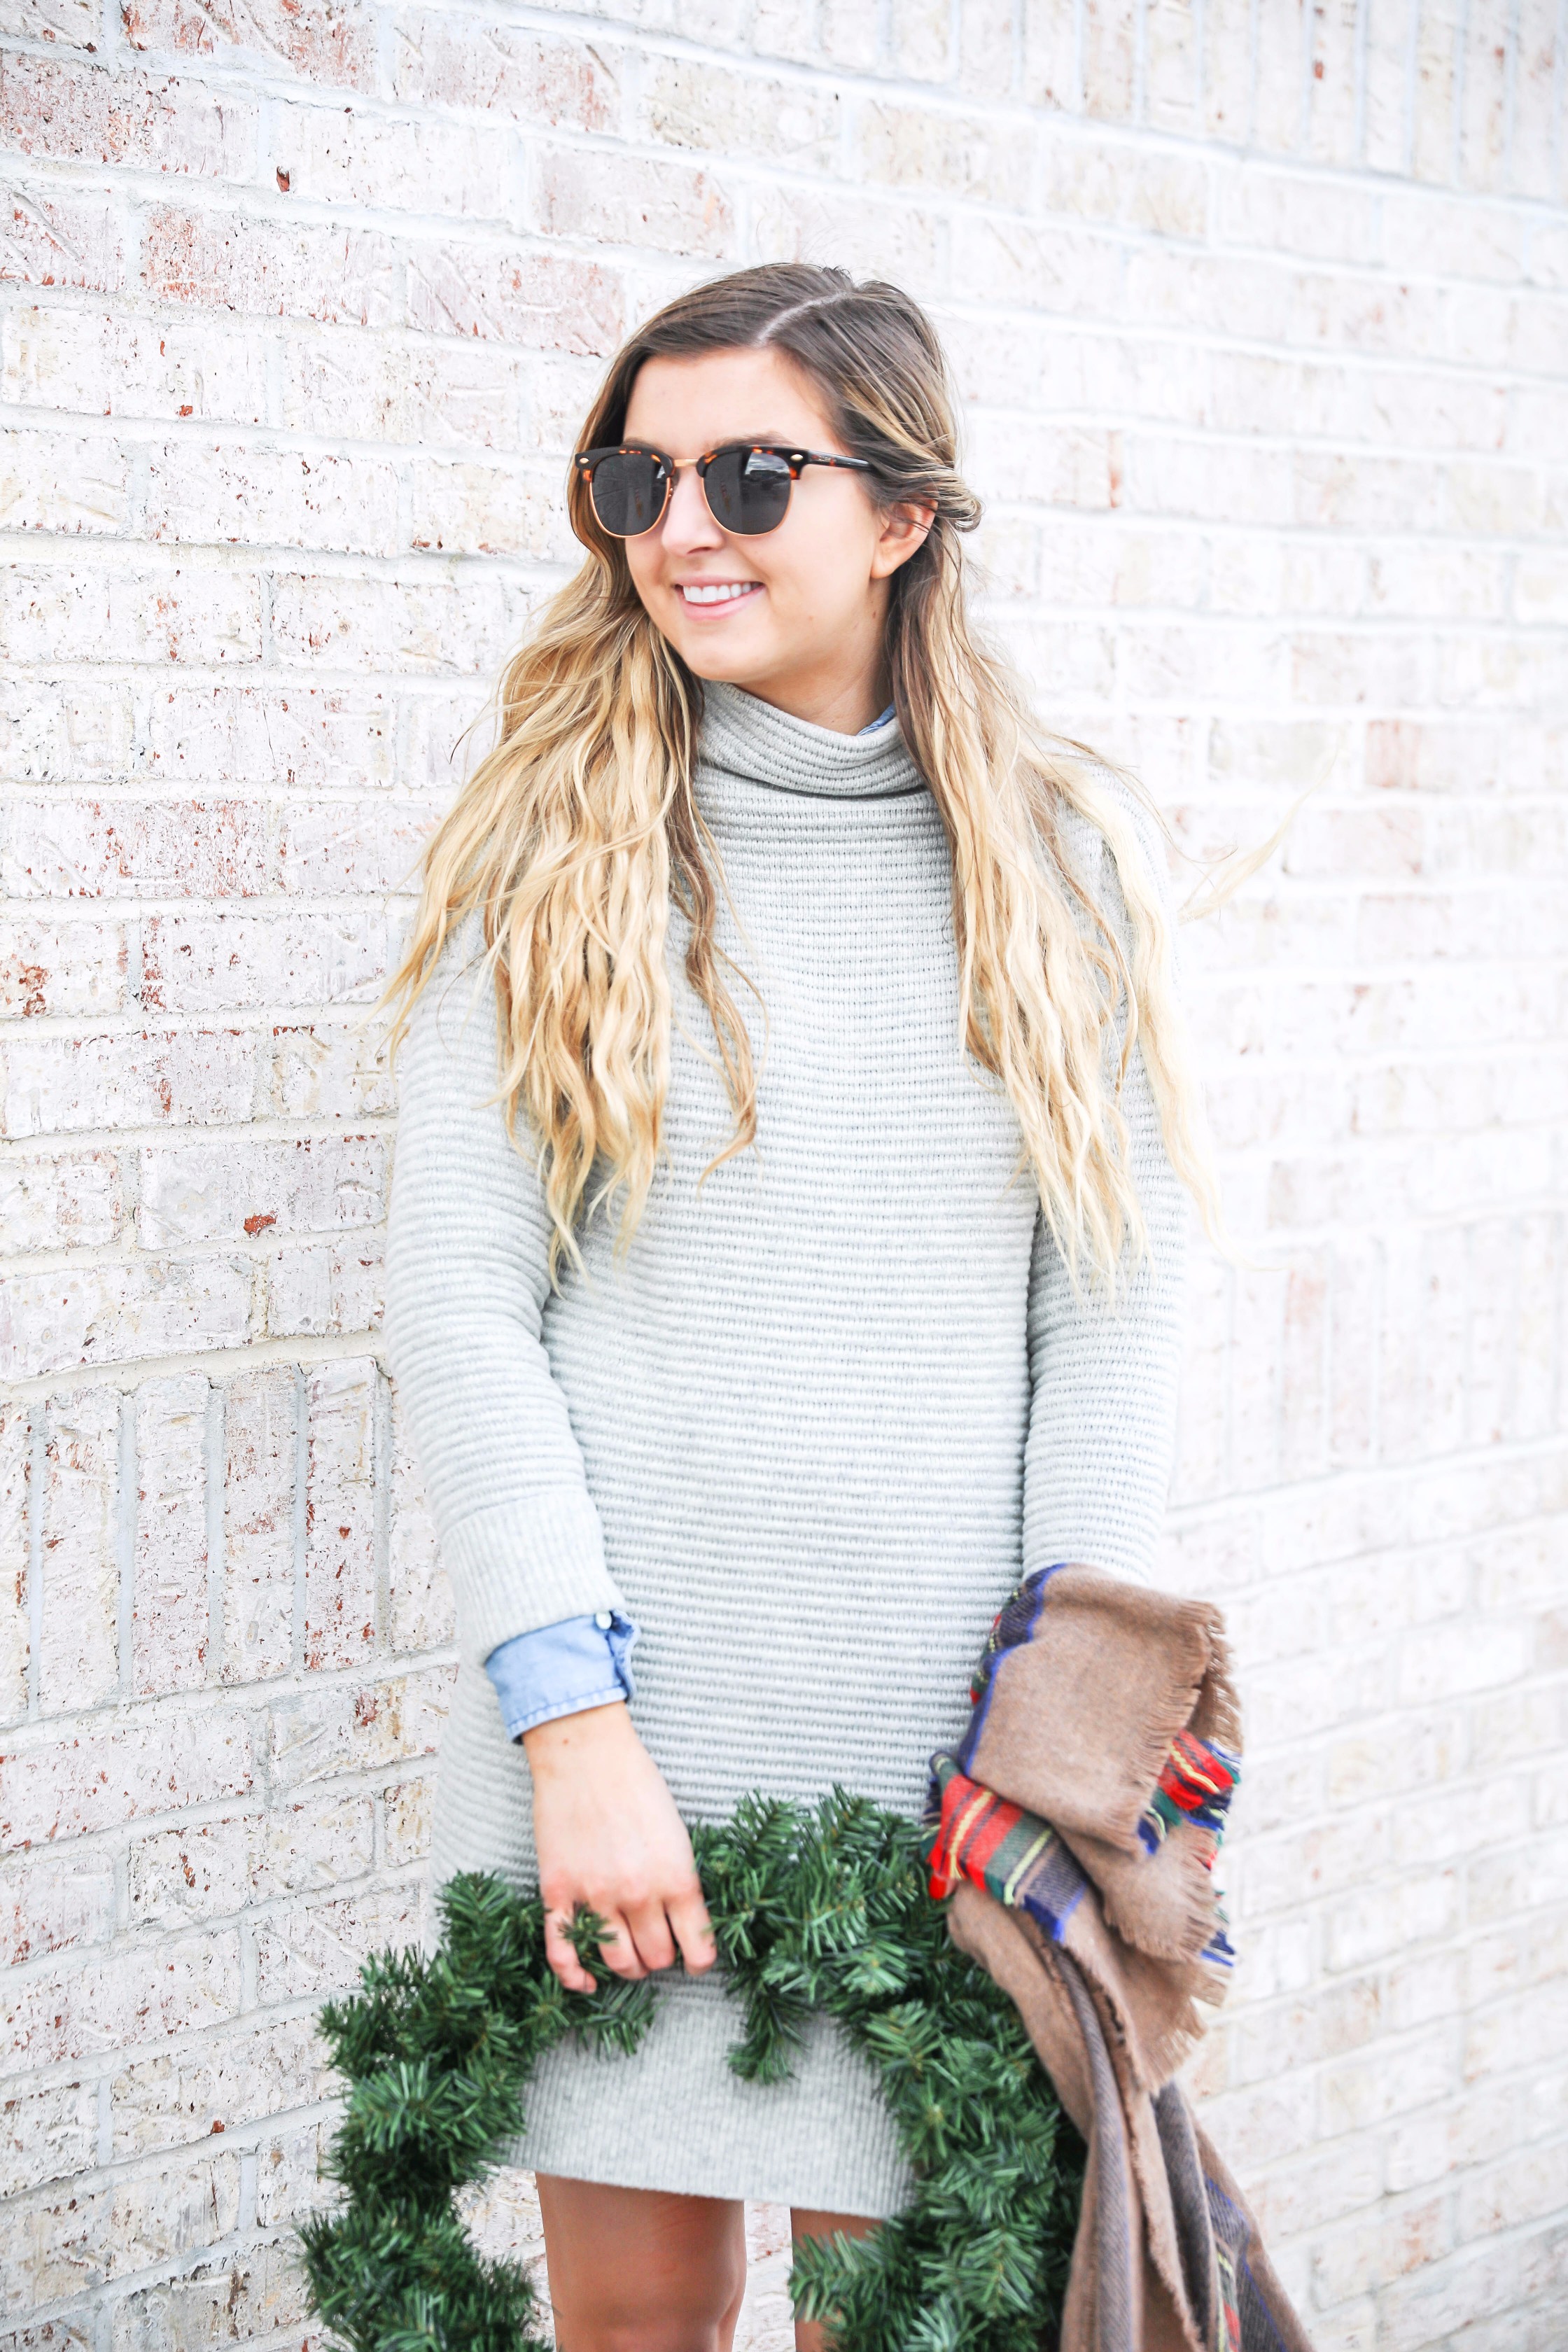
[615,345,930,733]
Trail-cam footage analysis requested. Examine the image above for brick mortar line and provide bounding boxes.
[6,284,1567,401]
[2,1863,432,1991]
[6,2094,349,2202]
[0,1638,451,1746]
[8,408,1567,477]
[1,248,1563,395]
[0,1327,394,1406]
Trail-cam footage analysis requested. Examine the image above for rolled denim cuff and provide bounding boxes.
[484,1609,639,1742]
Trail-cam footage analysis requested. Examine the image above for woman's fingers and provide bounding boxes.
[543,1906,597,1995]
[622,1900,678,1976]
[541,1887,709,1989]
[666,1882,718,1974]
[595,1909,647,1979]
[543,1903,645,1987]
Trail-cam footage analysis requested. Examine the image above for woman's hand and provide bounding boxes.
[522,1701,717,1994]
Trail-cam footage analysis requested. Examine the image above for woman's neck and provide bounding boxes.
[717,650,892,736]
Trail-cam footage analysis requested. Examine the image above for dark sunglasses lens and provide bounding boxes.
[704,447,793,536]
[588,451,665,536]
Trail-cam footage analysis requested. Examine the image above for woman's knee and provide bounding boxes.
[538,2176,748,2352]
[551,2268,747,2352]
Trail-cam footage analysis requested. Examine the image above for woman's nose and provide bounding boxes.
[659,464,725,553]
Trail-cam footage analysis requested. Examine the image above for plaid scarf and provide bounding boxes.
[925,1564,1310,2352]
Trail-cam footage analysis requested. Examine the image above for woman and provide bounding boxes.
[382,262,1212,2351]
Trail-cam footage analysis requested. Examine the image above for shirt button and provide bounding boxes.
[593,1611,613,1630]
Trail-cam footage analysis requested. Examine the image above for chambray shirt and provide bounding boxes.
[483,701,899,1742]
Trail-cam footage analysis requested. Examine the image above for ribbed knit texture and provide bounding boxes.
[382,682,1189,2214]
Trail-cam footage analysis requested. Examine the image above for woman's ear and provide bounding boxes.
[871,500,937,580]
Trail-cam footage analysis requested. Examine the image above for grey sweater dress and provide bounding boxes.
[382,682,1189,2216]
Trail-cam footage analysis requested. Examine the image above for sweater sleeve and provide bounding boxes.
[382,908,625,1667]
[1021,786,1191,1588]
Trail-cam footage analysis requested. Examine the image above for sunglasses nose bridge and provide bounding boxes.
[660,454,727,543]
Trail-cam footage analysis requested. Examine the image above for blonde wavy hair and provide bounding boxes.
[383,263,1223,1296]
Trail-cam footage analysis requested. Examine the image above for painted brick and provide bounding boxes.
[1,304,269,426]
[122,0,374,84]
[4,1929,241,2070]
[0,563,264,666]
[267,1666,450,1791]
[253,1881,421,2001]
[1,1256,254,1382]
[272,792,446,890]
[388,1424,449,1653]
[110,2010,331,2162]
[860,103,1031,204]
[0,1026,258,1142]
[272,99,517,220]
[0,182,125,294]
[645,55,839,170]
[0,2150,241,2306]
[107,2236,312,2351]
[268,570,526,678]
[137,1135,384,1250]
[253,2115,336,2225]
[405,241,623,351]
[141,204,401,328]
[393,14,620,132]
[132,1375,209,1698]
[407,456,569,561]
[220,1365,296,1685]
[751,183,946,290]
[535,146,736,258]
[0,2077,97,2199]
[0,1849,117,1966]
[0,427,129,535]
[126,1789,373,1925]
[1312,2194,1454,2311]
[140,908,388,1016]
[141,684,398,791]
[0,55,255,177]
[265,1020,396,1120]
[0,1711,253,1847]
[2,797,266,902]
[301,1358,377,1672]
[1511,17,1562,203]
[384,1772,435,1868]
[0,1400,29,1727]
[0,681,135,789]
[144,440,402,556]
[266,1235,384,1340]
[279,328,528,451]
[36,1387,119,1716]
[1,920,127,1021]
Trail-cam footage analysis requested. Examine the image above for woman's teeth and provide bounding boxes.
[680,582,760,605]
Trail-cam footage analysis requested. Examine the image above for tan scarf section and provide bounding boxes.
[933,1569,1314,2352]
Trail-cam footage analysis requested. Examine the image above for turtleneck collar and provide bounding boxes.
[696,679,925,802]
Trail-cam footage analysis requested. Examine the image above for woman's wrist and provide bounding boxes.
[520,1695,634,1776]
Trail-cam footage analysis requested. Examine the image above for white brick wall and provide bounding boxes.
[1,2,1564,2346]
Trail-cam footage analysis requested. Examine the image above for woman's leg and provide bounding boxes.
[535,2174,748,2352]
[789,2210,881,2352]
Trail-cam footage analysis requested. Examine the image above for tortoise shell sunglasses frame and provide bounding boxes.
[572,441,874,540]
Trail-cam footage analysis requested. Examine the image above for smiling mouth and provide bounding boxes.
[678,582,763,607]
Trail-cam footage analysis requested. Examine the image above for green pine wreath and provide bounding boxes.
[300,1787,1084,2352]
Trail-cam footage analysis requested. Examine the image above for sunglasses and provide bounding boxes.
[573,442,872,540]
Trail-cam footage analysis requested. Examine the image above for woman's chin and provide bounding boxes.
[673,635,780,687]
